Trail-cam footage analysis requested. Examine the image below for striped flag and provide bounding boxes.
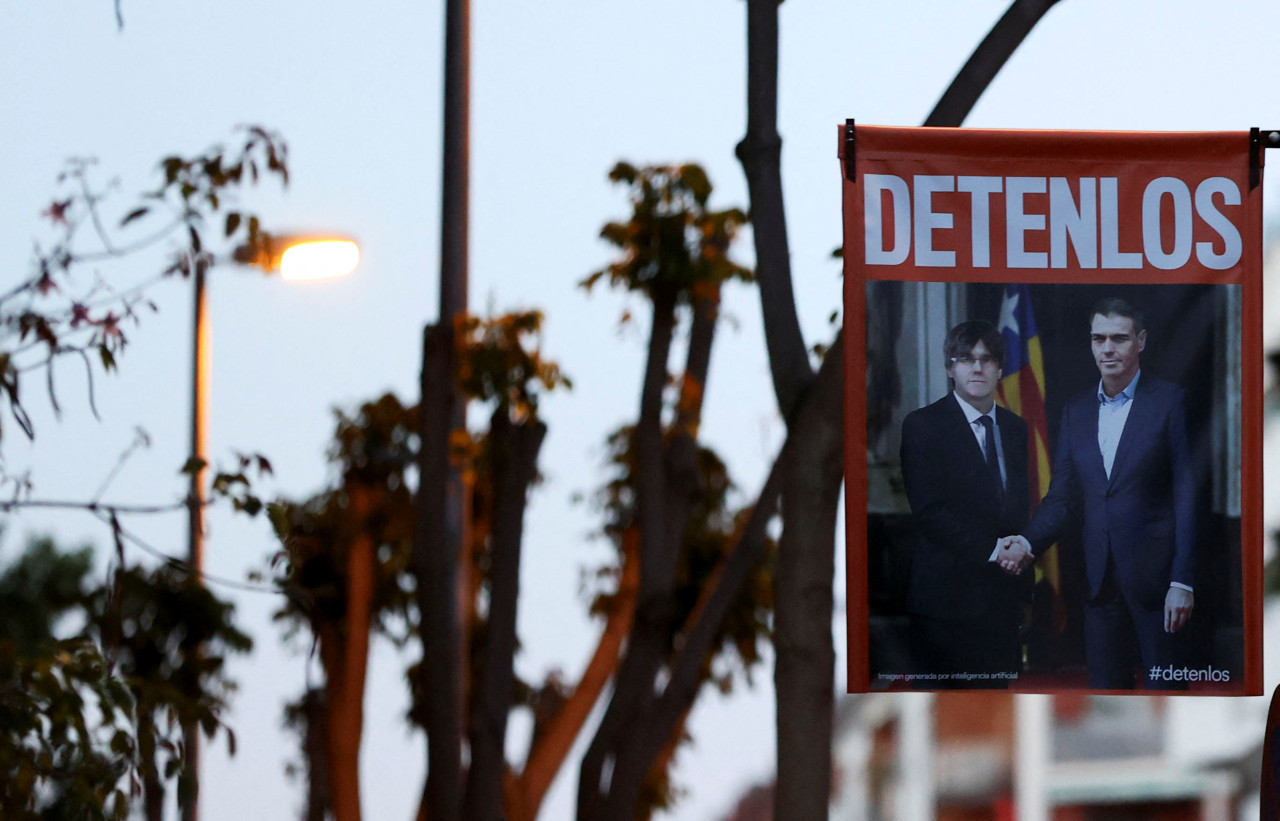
[995,284,1062,626]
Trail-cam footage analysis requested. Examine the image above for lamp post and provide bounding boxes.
[183,234,358,821]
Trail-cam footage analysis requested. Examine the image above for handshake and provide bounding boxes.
[995,535,1034,575]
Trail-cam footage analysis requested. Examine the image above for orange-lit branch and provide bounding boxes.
[504,529,640,821]
[320,485,376,821]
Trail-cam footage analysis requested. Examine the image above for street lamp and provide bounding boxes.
[231,233,360,281]
[184,233,358,821]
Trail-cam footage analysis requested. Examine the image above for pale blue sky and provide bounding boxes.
[4,2,1280,819]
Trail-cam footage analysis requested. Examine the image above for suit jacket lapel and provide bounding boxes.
[995,406,1024,515]
[946,394,1002,509]
[1105,378,1149,489]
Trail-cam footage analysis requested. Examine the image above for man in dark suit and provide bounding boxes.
[1001,297,1197,690]
[900,320,1031,688]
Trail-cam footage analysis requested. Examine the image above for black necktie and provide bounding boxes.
[977,415,1003,498]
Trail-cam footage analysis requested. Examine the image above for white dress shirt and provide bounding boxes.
[954,391,1006,487]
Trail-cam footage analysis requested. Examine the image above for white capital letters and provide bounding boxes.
[1049,177,1097,268]
[864,174,910,265]
[1194,177,1242,270]
[1006,177,1047,268]
[1100,177,1143,269]
[958,176,1002,267]
[1142,177,1192,270]
[913,175,956,267]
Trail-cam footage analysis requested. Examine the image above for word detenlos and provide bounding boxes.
[864,174,1242,271]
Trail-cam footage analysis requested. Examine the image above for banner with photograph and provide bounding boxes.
[841,125,1263,694]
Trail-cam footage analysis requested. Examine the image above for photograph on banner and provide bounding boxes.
[861,281,1244,693]
[840,125,1264,694]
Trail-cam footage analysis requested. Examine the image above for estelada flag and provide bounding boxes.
[995,283,1063,628]
[841,125,1264,694]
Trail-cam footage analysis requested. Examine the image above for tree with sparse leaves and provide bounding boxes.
[267,310,568,821]
[1,127,287,819]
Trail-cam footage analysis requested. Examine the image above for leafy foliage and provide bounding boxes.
[268,393,418,645]
[0,537,250,819]
[0,535,130,820]
[265,310,570,810]
[0,128,280,819]
[588,427,774,693]
[87,562,252,811]
[0,535,94,657]
[455,309,572,420]
[270,310,570,639]
[0,638,136,821]
[583,162,751,300]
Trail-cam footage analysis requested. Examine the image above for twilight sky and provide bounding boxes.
[4,2,1280,819]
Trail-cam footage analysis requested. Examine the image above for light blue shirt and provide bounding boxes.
[1094,371,1191,594]
[1097,370,1139,479]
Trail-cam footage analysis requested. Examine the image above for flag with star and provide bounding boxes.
[995,283,1062,627]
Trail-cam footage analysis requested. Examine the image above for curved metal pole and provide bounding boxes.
[925,0,1064,127]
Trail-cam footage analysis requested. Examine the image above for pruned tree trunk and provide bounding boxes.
[302,688,331,821]
[140,711,164,821]
[737,2,834,817]
[603,337,842,820]
[464,411,547,821]
[318,485,376,821]
[578,285,682,821]
[772,340,843,821]
[734,0,1069,818]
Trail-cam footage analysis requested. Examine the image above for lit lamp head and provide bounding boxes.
[232,234,359,281]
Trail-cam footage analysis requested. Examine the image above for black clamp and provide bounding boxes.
[844,118,857,182]
[1251,128,1280,190]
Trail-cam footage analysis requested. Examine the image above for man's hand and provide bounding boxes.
[997,535,1033,575]
[1164,586,1194,633]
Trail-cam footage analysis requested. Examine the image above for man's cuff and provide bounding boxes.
[1170,581,1194,593]
[988,541,1001,562]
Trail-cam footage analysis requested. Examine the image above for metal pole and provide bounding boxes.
[419,0,469,818]
[183,263,210,821]
[440,0,469,321]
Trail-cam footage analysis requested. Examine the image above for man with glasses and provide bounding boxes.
[1001,297,1197,689]
[899,320,1031,688]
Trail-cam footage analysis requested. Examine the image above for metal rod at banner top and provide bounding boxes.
[1252,128,1280,190]
[844,119,856,182]
[845,124,1280,189]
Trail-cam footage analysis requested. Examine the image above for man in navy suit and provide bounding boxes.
[900,320,1031,688]
[1001,297,1197,690]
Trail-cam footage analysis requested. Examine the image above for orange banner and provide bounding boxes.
[842,125,1263,695]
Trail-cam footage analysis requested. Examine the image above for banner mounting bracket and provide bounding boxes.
[844,119,857,183]
[1250,128,1279,189]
